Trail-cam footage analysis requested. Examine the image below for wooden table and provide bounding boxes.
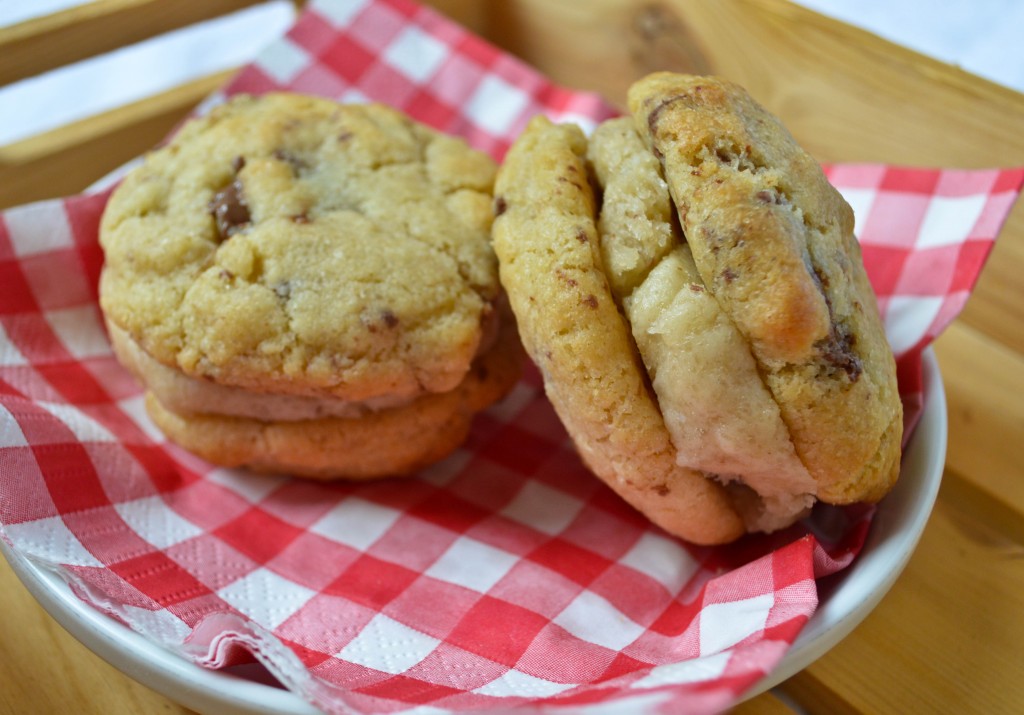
[2,1,1022,713]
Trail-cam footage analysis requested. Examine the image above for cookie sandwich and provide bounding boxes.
[492,73,902,544]
[100,93,521,479]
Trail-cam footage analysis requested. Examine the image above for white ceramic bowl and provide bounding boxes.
[1,349,946,714]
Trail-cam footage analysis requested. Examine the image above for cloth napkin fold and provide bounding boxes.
[1,1,1022,714]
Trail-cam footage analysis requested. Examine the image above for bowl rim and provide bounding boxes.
[743,346,946,698]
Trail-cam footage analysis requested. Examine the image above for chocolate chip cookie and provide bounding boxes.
[100,92,521,478]
[492,74,902,543]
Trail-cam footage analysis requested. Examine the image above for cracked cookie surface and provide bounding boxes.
[588,117,816,531]
[492,115,745,545]
[100,93,500,403]
[628,73,902,506]
[493,73,902,543]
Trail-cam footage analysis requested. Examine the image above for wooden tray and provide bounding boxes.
[2,2,1022,712]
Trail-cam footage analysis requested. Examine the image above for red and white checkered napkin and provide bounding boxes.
[1,1,1022,714]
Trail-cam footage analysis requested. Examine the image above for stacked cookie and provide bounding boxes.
[100,94,521,479]
[492,73,902,544]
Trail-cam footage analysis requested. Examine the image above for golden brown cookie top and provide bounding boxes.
[492,115,746,545]
[628,73,902,504]
[494,74,903,543]
[628,72,855,365]
[100,93,499,402]
[587,117,817,532]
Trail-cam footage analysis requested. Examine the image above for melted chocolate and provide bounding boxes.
[818,324,863,382]
[208,180,250,239]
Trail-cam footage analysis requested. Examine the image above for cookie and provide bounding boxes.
[140,311,523,479]
[588,116,817,532]
[100,92,521,477]
[100,93,500,402]
[492,116,745,545]
[492,73,902,543]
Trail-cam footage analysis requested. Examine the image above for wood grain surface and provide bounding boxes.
[1,1,1022,713]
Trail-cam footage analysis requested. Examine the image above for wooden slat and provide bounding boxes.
[734,691,801,715]
[0,559,188,715]
[420,0,488,34]
[0,70,233,208]
[936,321,1024,514]
[0,0,265,86]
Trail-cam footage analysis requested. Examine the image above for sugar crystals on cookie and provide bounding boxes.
[99,92,522,479]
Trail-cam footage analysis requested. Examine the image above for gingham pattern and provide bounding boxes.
[1,1,1022,713]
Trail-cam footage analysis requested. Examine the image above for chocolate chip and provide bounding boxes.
[647,93,689,134]
[363,309,399,334]
[721,268,737,283]
[583,294,598,309]
[272,149,309,175]
[756,189,781,204]
[231,156,246,172]
[556,272,577,288]
[818,325,863,382]
[688,283,704,293]
[208,180,251,240]
[494,196,507,216]
[555,269,578,288]
[575,229,589,243]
